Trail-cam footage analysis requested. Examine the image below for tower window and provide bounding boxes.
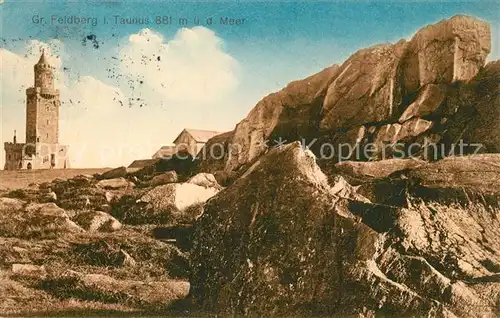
[47,119,49,125]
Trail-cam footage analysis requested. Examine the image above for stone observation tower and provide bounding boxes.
[4,51,70,170]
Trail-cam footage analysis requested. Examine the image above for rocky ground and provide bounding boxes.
[1,146,498,317]
[189,14,500,317]
[191,143,500,317]
[0,166,219,316]
[1,14,499,317]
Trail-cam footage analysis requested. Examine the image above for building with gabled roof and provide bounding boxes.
[173,129,222,144]
[172,129,223,157]
[151,129,223,160]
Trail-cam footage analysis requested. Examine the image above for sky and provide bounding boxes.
[1,0,499,168]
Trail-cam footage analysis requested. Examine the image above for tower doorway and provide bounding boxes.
[27,163,32,170]
[50,154,56,168]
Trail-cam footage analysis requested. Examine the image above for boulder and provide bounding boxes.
[0,203,84,238]
[11,263,46,276]
[96,178,135,190]
[333,158,426,180]
[329,154,500,207]
[111,181,220,225]
[51,177,108,211]
[149,171,178,187]
[98,166,127,180]
[69,174,94,187]
[443,60,500,153]
[398,118,434,140]
[402,153,500,206]
[395,201,500,280]
[0,197,24,211]
[73,211,122,232]
[187,173,222,190]
[39,271,189,306]
[120,250,136,267]
[397,15,491,98]
[320,41,407,131]
[225,65,340,172]
[196,131,234,173]
[0,274,52,315]
[190,142,499,316]
[399,84,448,123]
[136,183,219,222]
[104,191,115,203]
[71,239,135,267]
[38,182,52,190]
[191,143,396,314]
[100,204,112,213]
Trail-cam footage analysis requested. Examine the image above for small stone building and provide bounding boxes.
[152,129,222,159]
[3,51,70,170]
[172,129,222,157]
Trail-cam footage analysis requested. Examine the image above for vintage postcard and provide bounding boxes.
[0,0,499,316]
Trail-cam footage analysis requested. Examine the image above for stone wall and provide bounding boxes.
[3,142,70,170]
[32,143,70,169]
[3,143,24,170]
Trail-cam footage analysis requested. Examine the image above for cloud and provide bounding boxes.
[1,27,240,169]
[58,77,148,168]
[129,28,164,45]
[0,40,63,105]
[117,27,240,106]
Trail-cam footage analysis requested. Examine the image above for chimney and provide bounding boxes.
[13,130,17,144]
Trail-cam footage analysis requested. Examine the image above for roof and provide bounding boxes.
[36,50,50,65]
[174,129,223,144]
[152,145,177,159]
[128,158,158,169]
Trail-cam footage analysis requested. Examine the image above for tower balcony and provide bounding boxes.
[26,87,60,98]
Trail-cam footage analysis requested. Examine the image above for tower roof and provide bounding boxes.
[36,50,50,66]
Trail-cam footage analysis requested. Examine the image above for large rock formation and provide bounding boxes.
[442,60,500,153]
[320,41,408,130]
[190,142,500,316]
[330,154,500,207]
[396,15,491,99]
[198,15,496,175]
[225,65,340,171]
